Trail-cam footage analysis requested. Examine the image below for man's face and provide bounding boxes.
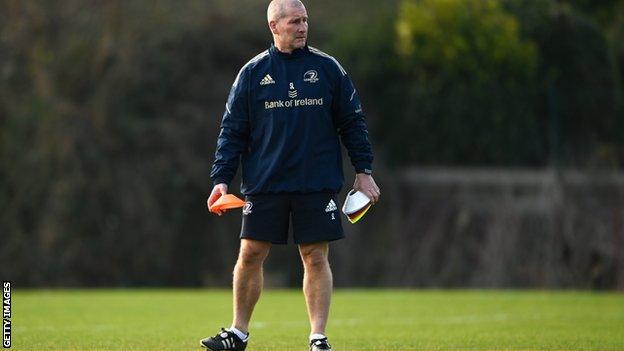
[273,5,308,51]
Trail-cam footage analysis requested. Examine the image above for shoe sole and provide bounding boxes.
[199,341,216,350]
[200,338,247,351]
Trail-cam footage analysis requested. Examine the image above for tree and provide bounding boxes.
[386,0,541,166]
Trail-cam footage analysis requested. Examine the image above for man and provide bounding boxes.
[200,1,379,350]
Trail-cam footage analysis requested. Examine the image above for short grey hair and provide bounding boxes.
[267,0,305,23]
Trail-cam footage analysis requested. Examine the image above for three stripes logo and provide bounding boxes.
[325,199,337,213]
[219,332,236,349]
[260,74,275,85]
[325,200,337,220]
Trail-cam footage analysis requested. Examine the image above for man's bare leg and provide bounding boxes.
[232,238,272,333]
[298,242,332,335]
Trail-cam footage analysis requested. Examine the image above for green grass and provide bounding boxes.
[12,289,624,350]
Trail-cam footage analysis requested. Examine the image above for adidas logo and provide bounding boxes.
[325,199,337,212]
[260,74,275,85]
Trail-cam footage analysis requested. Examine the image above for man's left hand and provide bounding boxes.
[353,173,380,204]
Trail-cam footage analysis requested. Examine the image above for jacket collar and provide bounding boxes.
[269,43,309,59]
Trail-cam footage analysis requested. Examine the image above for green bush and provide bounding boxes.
[504,0,621,166]
[384,0,541,166]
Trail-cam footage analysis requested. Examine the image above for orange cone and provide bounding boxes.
[209,194,246,213]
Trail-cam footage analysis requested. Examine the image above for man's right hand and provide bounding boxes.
[207,183,228,216]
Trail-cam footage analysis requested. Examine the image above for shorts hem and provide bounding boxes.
[294,234,345,245]
[240,234,287,245]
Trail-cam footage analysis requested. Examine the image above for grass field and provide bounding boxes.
[12,289,624,350]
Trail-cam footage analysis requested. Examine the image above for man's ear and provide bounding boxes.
[269,20,279,35]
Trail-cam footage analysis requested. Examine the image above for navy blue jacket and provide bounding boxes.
[210,44,373,194]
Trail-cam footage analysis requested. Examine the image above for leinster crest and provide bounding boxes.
[304,70,319,83]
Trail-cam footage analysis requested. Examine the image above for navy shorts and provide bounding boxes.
[240,192,344,245]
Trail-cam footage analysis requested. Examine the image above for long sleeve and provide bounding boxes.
[331,72,373,174]
[210,67,251,186]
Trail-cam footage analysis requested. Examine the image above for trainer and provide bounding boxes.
[200,1,379,350]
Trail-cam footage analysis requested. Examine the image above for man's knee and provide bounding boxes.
[237,239,271,268]
[299,242,329,270]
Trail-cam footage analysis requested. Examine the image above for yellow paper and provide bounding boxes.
[347,204,371,223]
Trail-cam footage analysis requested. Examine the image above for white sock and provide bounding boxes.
[227,326,249,342]
[309,333,326,342]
